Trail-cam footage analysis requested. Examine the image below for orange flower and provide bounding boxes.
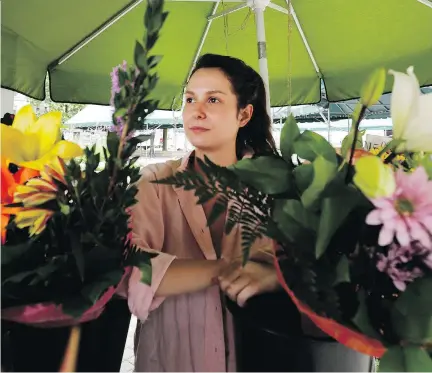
[1,157,39,243]
[347,148,373,165]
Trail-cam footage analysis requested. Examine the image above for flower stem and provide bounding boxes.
[345,105,367,183]
[108,118,130,196]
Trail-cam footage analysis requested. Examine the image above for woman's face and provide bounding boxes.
[182,67,252,154]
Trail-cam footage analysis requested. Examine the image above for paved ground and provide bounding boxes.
[120,316,137,372]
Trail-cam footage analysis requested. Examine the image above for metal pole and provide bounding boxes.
[253,4,272,118]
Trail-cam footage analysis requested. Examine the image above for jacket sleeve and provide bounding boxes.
[123,166,176,321]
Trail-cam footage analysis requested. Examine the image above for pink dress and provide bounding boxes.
[123,152,271,372]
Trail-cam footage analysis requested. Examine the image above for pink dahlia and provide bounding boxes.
[366,167,432,248]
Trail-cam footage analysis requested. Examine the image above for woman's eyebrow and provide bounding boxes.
[185,90,227,95]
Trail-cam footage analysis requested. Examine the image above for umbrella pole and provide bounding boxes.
[252,3,272,118]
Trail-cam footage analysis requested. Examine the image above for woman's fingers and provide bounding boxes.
[236,282,260,307]
[218,261,242,292]
[225,275,252,302]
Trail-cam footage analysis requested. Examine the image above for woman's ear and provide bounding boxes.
[239,104,253,127]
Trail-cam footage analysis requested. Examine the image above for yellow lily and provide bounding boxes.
[354,156,396,199]
[1,105,83,170]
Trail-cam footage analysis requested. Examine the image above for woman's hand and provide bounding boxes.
[217,259,281,307]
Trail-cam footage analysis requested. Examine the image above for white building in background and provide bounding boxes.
[5,91,389,152]
[13,93,31,112]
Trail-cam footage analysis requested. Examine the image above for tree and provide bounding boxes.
[27,75,85,122]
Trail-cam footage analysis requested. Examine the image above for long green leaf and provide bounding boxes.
[391,277,432,344]
[301,156,338,209]
[315,188,360,258]
[229,156,293,195]
[80,270,124,304]
[294,130,337,162]
[1,241,33,266]
[280,114,300,162]
[379,346,432,372]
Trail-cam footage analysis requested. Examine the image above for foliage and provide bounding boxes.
[156,69,432,371]
[1,0,167,318]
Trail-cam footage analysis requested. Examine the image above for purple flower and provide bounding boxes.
[376,243,427,291]
[110,61,129,106]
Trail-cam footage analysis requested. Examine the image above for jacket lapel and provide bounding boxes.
[171,152,217,260]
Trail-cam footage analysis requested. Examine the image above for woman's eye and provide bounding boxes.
[208,97,219,104]
[185,97,194,103]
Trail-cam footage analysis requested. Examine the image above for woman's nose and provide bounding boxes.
[192,102,206,119]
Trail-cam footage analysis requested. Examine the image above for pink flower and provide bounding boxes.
[366,167,432,248]
[110,61,128,106]
[376,243,424,291]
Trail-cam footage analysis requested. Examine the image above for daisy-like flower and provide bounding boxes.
[5,157,69,237]
[12,208,55,237]
[1,157,39,243]
[365,167,432,247]
[13,157,67,208]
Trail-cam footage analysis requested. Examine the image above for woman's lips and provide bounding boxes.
[189,127,209,133]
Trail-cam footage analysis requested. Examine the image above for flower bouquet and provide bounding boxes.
[1,1,167,369]
[158,68,432,371]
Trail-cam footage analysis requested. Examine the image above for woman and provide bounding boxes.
[124,54,285,372]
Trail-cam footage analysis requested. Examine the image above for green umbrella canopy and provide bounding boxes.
[2,0,432,108]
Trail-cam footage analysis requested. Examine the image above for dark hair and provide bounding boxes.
[191,54,278,159]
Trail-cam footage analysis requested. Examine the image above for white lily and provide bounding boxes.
[389,66,432,152]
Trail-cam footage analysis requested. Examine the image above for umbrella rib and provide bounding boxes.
[175,0,221,113]
[282,0,321,78]
[417,0,432,8]
[48,0,144,70]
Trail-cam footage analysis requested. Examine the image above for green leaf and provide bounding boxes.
[379,346,432,372]
[106,131,120,159]
[315,189,360,258]
[1,241,33,266]
[391,277,432,344]
[3,260,60,286]
[134,41,148,72]
[333,256,350,285]
[293,163,314,192]
[341,129,365,158]
[418,154,432,179]
[71,233,85,282]
[352,290,383,341]
[301,156,338,209]
[114,107,128,118]
[81,270,123,304]
[280,114,300,162]
[207,199,228,228]
[360,68,386,107]
[293,130,337,162]
[272,200,306,243]
[138,261,152,285]
[229,156,292,195]
[61,295,94,319]
[278,199,319,231]
[125,250,155,286]
[148,55,163,69]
